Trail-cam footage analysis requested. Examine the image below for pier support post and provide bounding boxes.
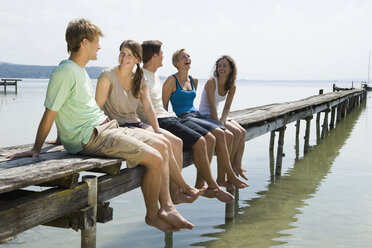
[316,89,323,124]
[321,109,329,139]
[330,106,336,129]
[295,120,300,159]
[295,120,300,140]
[304,116,312,153]
[81,176,97,248]
[269,131,276,151]
[275,127,286,175]
[336,103,342,122]
[225,189,236,219]
[340,102,346,119]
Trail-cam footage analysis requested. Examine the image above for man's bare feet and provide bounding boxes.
[145,214,179,233]
[158,207,194,230]
[172,190,197,204]
[215,187,234,203]
[227,175,249,189]
[184,185,206,197]
[217,178,235,191]
[202,187,219,198]
[233,165,248,180]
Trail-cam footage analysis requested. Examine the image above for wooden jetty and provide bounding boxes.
[0,87,366,247]
[0,78,22,93]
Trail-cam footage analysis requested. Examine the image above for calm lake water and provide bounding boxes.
[1,79,371,248]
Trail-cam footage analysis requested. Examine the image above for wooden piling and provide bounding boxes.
[330,106,336,129]
[304,116,312,153]
[275,127,286,175]
[295,120,300,140]
[316,89,323,124]
[81,176,97,248]
[321,109,329,139]
[269,131,276,151]
[225,189,235,219]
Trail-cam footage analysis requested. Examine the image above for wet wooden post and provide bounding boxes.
[295,120,300,140]
[336,103,342,123]
[275,126,286,175]
[269,131,275,151]
[225,189,235,219]
[340,102,346,119]
[321,109,329,139]
[329,106,336,129]
[316,89,323,124]
[295,120,300,159]
[304,116,312,153]
[81,175,97,248]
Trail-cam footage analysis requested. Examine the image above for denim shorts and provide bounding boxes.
[158,117,207,150]
[178,111,226,131]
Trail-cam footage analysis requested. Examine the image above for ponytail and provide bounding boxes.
[132,63,144,99]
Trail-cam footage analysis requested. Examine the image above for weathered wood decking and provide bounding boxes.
[0,88,366,246]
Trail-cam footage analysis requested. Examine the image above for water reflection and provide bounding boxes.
[189,101,365,248]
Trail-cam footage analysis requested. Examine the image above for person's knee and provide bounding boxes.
[225,129,233,140]
[152,139,168,155]
[212,128,225,140]
[142,150,163,170]
[205,133,216,146]
[193,137,206,151]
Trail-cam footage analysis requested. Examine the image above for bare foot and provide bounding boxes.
[145,214,179,233]
[172,190,197,204]
[227,175,249,189]
[202,187,219,198]
[184,185,206,197]
[158,208,194,230]
[217,179,235,191]
[215,187,234,203]
[233,166,248,180]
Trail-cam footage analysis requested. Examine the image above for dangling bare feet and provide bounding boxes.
[172,190,197,204]
[184,185,206,197]
[145,214,179,233]
[202,187,219,198]
[227,175,249,189]
[233,165,248,180]
[217,178,235,191]
[215,187,234,203]
[159,207,194,230]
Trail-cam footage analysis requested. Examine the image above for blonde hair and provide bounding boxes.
[172,48,186,68]
[65,18,103,54]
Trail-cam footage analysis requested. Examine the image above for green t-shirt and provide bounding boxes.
[44,60,107,154]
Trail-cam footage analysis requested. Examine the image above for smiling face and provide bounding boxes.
[217,58,232,78]
[176,50,191,69]
[118,46,140,69]
[87,36,101,61]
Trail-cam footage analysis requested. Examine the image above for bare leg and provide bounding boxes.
[211,128,248,189]
[227,120,248,180]
[150,138,194,229]
[161,129,204,204]
[140,149,178,232]
[191,136,234,203]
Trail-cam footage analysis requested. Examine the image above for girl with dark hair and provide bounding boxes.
[199,56,248,180]
[95,40,204,209]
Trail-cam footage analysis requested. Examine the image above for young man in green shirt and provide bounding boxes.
[8,18,192,232]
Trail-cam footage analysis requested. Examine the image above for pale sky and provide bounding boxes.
[1,0,371,80]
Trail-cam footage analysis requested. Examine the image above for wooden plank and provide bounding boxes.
[97,166,145,203]
[37,173,79,189]
[0,184,88,241]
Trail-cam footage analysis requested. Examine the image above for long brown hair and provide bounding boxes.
[213,55,237,91]
[119,40,143,99]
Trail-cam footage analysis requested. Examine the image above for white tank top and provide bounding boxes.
[199,77,227,116]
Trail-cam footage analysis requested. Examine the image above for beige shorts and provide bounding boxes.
[79,120,155,168]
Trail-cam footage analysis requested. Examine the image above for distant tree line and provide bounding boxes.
[0,62,106,79]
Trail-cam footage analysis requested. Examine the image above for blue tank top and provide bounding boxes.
[170,75,198,116]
